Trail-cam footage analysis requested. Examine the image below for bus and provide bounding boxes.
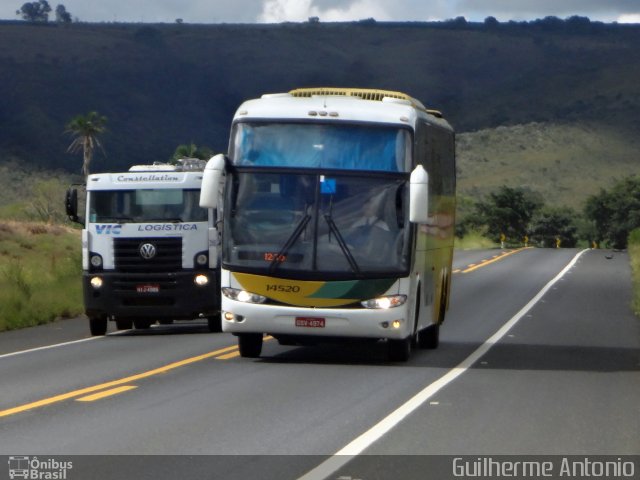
[200,88,455,361]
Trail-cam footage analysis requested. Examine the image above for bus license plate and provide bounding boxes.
[295,317,325,328]
[136,284,159,293]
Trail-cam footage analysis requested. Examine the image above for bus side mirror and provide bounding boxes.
[200,154,226,209]
[65,188,81,224]
[409,165,429,224]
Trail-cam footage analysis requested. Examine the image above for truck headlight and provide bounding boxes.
[361,295,407,309]
[194,274,209,286]
[222,287,266,304]
[90,276,103,289]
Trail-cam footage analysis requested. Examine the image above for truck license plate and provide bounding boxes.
[136,284,159,293]
[295,317,325,328]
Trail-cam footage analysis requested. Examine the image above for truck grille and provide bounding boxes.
[114,237,182,272]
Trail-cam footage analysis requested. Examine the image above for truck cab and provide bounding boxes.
[66,159,221,335]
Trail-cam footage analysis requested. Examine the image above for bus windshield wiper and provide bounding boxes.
[323,214,361,275]
[268,214,311,273]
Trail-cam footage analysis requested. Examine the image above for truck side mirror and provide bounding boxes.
[200,154,226,209]
[409,165,430,224]
[65,188,80,224]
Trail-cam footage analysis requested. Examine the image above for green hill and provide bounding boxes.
[0,18,639,206]
[457,121,640,210]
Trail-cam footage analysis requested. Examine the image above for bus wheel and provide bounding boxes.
[238,334,263,358]
[387,337,411,362]
[417,323,440,349]
[133,319,153,330]
[89,316,107,336]
[207,315,222,333]
[115,317,133,330]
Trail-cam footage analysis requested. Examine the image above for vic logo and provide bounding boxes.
[139,243,157,260]
[95,224,122,235]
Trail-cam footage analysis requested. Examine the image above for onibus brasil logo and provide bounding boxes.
[8,456,72,479]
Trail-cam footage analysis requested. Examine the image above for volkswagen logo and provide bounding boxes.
[139,243,157,260]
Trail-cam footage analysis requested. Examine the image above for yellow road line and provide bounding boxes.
[461,247,531,274]
[76,386,138,402]
[216,351,241,360]
[0,344,239,418]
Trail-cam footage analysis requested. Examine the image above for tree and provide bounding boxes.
[529,207,578,248]
[473,186,543,243]
[484,16,500,28]
[55,4,72,23]
[170,143,212,163]
[585,177,640,248]
[16,0,51,22]
[65,111,107,177]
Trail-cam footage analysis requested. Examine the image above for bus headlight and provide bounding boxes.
[194,274,209,286]
[195,253,208,266]
[222,287,266,304]
[361,295,407,309]
[90,276,103,289]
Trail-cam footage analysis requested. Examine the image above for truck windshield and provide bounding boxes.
[89,189,207,223]
[223,171,410,279]
[232,122,412,172]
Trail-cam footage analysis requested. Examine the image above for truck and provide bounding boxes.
[66,159,222,335]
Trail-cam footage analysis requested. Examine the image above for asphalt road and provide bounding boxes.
[0,248,638,480]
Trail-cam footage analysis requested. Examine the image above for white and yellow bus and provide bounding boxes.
[201,88,455,361]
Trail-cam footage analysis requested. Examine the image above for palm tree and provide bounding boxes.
[65,111,107,177]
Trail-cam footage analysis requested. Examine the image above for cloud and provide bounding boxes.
[618,14,640,23]
[258,0,391,23]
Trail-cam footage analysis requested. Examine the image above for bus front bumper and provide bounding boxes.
[221,299,411,340]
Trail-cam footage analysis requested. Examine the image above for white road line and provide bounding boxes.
[298,249,589,480]
[0,337,100,359]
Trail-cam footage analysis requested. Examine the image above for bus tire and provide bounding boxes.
[89,316,107,336]
[134,319,153,330]
[207,315,222,333]
[115,317,133,330]
[238,333,263,358]
[387,337,411,362]
[417,323,440,349]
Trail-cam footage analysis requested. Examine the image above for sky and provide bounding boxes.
[3,0,640,24]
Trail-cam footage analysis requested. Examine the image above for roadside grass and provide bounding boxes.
[0,221,83,332]
[628,229,640,316]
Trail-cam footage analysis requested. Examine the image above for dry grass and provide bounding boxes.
[0,221,82,331]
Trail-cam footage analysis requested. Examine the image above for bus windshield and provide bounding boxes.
[223,171,410,278]
[89,189,207,223]
[232,122,412,172]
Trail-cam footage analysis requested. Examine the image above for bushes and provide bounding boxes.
[629,229,640,316]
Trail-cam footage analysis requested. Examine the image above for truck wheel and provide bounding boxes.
[207,315,222,333]
[89,316,108,336]
[238,334,263,358]
[133,319,153,329]
[115,318,133,330]
[387,337,411,362]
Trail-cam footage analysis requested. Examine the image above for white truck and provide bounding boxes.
[65,159,221,335]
